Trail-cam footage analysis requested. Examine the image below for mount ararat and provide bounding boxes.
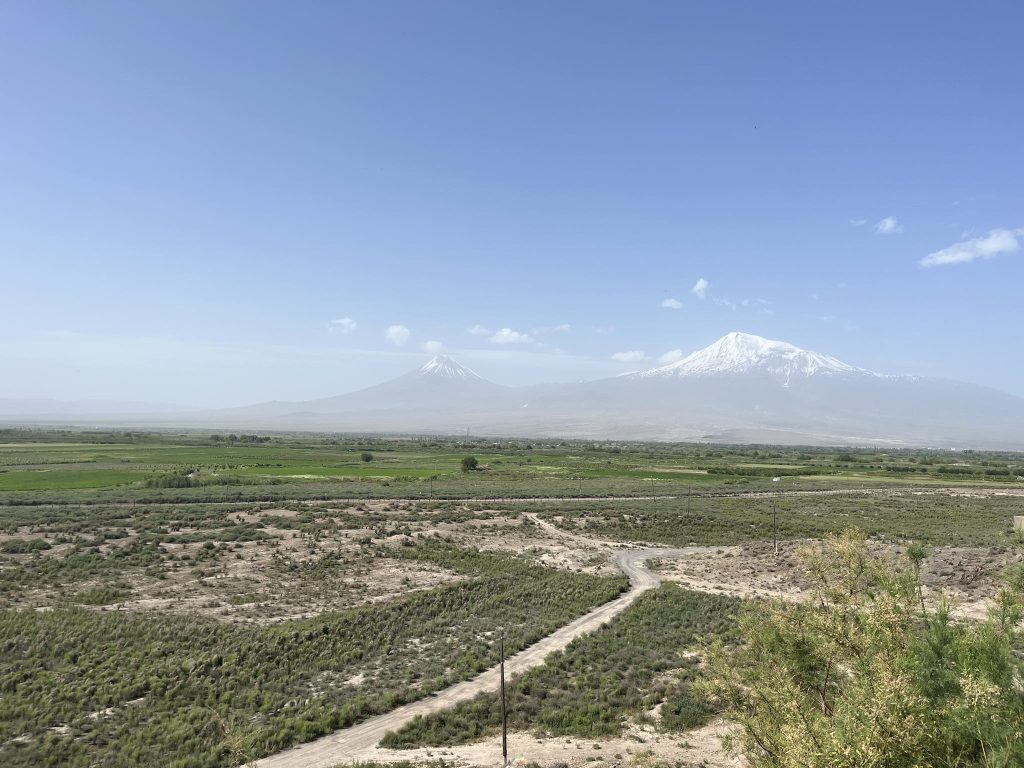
[210,332,1024,449]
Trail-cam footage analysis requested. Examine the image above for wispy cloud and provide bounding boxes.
[468,324,490,336]
[658,349,684,364]
[611,350,646,362]
[531,323,573,336]
[874,216,903,235]
[328,317,357,335]
[920,228,1022,268]
[740,297,772,314]
[422,340,443,354]
[849,218,868,227]
[385,324,410,346]
[691,278,709,300]
[489,328,533,344]
[660,297,682,310]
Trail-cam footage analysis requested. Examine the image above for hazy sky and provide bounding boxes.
[3,1,1023,406]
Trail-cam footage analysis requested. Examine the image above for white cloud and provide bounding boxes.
[874,216,903,235]
[553,323,572,332]
[611,350,646,362]
[849,218,868,227]
[468,324,490,336]
[920,228,1022,268]
[713,297,737,310]
[385,325,410,346]
[660,297,682,310]
[328,317,357,335]
[422,340,443,354]
[658,349,684,364]
[489,328,533,344]
[691,278,709,300]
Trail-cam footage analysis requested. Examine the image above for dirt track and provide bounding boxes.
[251,543,712,768]
[14,484,1024,509]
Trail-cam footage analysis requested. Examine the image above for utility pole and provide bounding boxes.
[429,475,433,499]
[500,635,508,766]
[687,482,692,515]
[578,476,582,496]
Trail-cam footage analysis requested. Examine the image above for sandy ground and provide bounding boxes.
[342,718,742,768]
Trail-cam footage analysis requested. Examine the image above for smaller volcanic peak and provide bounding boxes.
[416,355,484,381]
[637,332,867,384]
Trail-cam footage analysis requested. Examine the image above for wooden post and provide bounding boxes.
[500,635,508,766]
[773,499,778,556]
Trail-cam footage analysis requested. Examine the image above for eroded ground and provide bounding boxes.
[651,538,1024,620]
[0,501,621,624]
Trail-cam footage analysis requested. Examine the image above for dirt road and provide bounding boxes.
[16,484,1024,510]
[251,542,710,768]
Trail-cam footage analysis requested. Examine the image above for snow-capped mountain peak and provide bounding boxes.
[638,332,866,384]
[416,355,484,381]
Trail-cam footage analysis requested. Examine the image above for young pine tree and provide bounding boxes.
[701,529,1024,768]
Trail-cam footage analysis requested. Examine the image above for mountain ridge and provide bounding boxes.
[198,331,1024,449]
[5,333,1023,449]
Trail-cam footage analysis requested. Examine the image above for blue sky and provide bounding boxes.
[2,1,1022,406]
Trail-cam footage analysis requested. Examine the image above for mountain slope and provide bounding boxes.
[223,355,512,421]
[505,333,1024,447]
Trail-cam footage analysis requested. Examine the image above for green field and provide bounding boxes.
[1,428,1022,496]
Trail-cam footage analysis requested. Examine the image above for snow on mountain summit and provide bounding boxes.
[638,332,866,384]
[416,355,484,381]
